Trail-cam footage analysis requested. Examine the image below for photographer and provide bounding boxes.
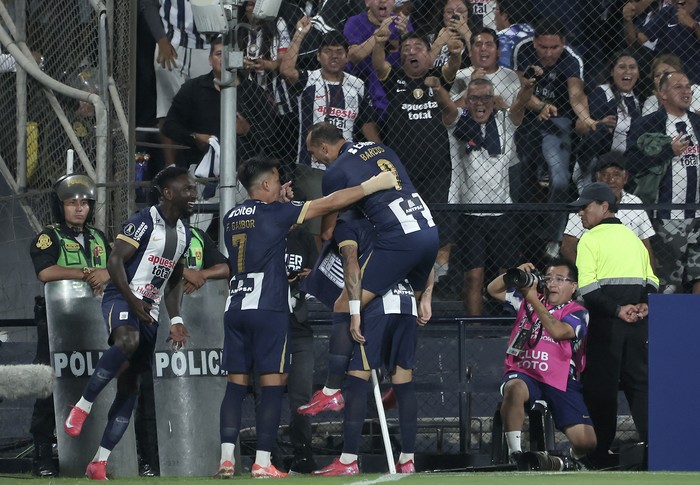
[487,259,596,469]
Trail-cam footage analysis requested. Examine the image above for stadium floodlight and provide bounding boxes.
[252,0,282,20]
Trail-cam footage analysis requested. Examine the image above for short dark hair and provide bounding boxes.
[534,17,565,39]
[210,36,223,55]
[151,166,190,204]
[547,257,578,282]
[307,122,344,146]
[497,0,534,25]
[470,27,499,49]
[400,32,430,50]
[320,31,349,52]
[237,157,281,190]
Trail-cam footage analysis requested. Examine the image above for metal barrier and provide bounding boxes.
[45,280,137,477]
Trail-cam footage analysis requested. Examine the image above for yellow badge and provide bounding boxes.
[36,234,52,250]
[412,88,424,100]
[64,242,81,250]
[195,249,203,260]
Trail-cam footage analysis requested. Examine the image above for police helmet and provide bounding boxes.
[50,174,96,224]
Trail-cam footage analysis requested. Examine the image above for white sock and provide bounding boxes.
[255,450,271,468]
[220,443,235,464]
[76,397,93,413]
[322,387,339,396]
[398,452,414,464]
[339,453,357,465]
[506,431,522,454]
[93,446,111,462]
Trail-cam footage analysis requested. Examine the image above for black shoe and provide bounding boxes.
[32,442,58,478]
[139,462,160,477]
[288,456,318,475]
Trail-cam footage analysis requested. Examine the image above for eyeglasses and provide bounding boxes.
[543,275,575,284]
[467,95,494,104]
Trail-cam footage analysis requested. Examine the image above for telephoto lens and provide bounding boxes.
[519,451,564,471]
[503,268,535,289]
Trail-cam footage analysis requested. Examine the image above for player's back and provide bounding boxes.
[223,199,308,312]
[322,141,435,245]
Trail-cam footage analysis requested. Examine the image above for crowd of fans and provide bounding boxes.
[132,0,700,313]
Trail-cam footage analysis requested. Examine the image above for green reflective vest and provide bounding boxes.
[186,227,205,270]
[51,225,108,269]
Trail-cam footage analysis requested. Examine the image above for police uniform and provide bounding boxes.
[29,222,109,473]
[577,218,659,461]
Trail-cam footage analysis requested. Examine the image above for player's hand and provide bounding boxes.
[167,323,190,351]
[424,76,441,89]
[350,314,365,344]
[85,268,110,295]
[128,296,154,324]
[279,181,294,202]
[156,38,178,71]
[183,268,207,294]
[295,16,312,37]
[417,296,432,326]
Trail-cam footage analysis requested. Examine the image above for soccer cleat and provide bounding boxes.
[297,389,345,415]
[312,458,359,476]
[85,460,108,480]
[382,388,398,410]
[64,405,89,437]
[395,459,415,473]
[251,463,287,478]
[214,460,235,479]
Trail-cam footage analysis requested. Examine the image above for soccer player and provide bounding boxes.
[63,166,196,480]
[214,157,396,478]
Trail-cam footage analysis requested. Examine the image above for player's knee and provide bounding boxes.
[570,426,597,455]
[113,328,140,356]
[348,370,370,381]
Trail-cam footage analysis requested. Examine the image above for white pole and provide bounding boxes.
[371,369,396,474]
[66,149,74,174]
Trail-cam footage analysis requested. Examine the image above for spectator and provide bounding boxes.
[280,23,380,247]
[494,0,534,69]
[562,152,656,266]
[29,174,110,477]
[344,0,412,117]
[637,0,700,84]
[626,71,700,294]
[153,0,211,167]
[574,51,642,192]
[486,259,595,469]
[429,0,472,69]
[162,38,276,168]
[450,27,521,109]
[642,54,700,115]
[570,182,658,469]
[621,0,661,74]
[513,17,597,257]
[430,73,536,317]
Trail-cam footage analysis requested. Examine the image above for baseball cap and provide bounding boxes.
[595,151,626,172]
[569,182,616,207]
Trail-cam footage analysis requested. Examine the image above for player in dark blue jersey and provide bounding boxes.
[301,122,438,413]
[215,157,397,479]
[63,167,197,480]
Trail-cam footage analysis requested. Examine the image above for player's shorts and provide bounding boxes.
[155,44,212,118]
[294,164,325,236]
[348,301,417,373]
[458,214,519,271]
[362,227,439,296]
[500,371,592,431]
[101,295,158,373]
[222,309,291,374]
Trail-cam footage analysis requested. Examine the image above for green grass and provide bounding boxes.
[1,471,699,484]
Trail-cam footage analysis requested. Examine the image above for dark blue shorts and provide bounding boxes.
[500,371,592,430]
[222,309,290,374]
[362,228,439,296]
[102,295,158,372]
[348,300,417,373]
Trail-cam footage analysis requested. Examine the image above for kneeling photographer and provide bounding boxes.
[487,259,597,470]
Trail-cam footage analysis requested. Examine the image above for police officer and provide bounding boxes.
[29,174,110,476]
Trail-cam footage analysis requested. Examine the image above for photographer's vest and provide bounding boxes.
[504,299,587,392]
[186,227,205,270]
[50,225,108,269]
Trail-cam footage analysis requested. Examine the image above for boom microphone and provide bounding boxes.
[0,364,55,400]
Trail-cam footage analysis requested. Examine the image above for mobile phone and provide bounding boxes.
[524,66,541,81]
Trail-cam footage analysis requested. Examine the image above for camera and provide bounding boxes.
[503,268,543,290]
[523,65,542,81]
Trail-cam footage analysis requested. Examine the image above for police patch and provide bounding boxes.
[36,234,52,250]
[123,223,136,236]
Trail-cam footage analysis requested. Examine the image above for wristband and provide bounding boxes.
[349,300,361,315]
[170,316,184,326]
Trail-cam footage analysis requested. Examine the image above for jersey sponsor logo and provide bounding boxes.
[400,197,425,214]
[154,349,225,378]
[346,141,375,155]
[36,233,52,249]
[315,105,358,120]
[123,223,136,236]
[136,282,160,300]
[291,200,305,207]
[228,205,257,217]
[52,350,104,378]
[400,100,438,120]
[147,254,176,269]
[133,222,148,240]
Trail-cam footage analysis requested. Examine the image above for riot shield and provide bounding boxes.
[153,279,228,476]
[45,280,138,478]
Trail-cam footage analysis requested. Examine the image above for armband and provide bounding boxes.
[170,316,184,326]
[349,300,361,316]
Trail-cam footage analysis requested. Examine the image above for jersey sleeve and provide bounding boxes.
[116,211,153,249]
[560,306,589,339]
[321,165,349,196]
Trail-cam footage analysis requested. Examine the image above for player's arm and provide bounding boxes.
[425,75,458,125]
[303,171,397,221]
[164,261,190,349]
[340,242,365,344]
[417,268,435,326]
[108,238,153,323]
